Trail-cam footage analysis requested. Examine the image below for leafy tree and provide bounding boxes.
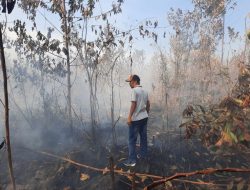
[9,0,124,140]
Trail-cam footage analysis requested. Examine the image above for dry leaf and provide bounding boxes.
[194,151,200,156]
[215,131,232,146]
[127,175,133,182]
[237,180,245,190]
[115,168,123,173]
[170,165,177,170]
[140,175,148,183]
[118,157,126,162]
[244,133,250,141]
[80,173,90,181]
[227,181,234,190]
[165,181,172,187]
[102,167,109,175]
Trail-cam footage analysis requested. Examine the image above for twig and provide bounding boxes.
[8,81,34,128]
[113,116,121,129]
[70,103,92,141]
[37,151,104,172]
[26,149,163,178]
[110,157,115,190]
[0,139,5,150]
[119,178,132,187]
[173,179,214,186]
[0,98,4,107]
[132,172,136,190]
[37,9,63,35]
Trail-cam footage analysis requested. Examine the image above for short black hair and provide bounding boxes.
[132,75,140,84]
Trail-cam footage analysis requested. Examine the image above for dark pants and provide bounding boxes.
[128,118,148,162]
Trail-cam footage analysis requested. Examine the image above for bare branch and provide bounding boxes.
[0,98,5,107]
[144,168,250,190]
[173,179,214,186]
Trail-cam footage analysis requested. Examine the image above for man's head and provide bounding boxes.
[126,74,140,88]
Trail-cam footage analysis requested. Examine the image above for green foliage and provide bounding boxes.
[180,65,250,152]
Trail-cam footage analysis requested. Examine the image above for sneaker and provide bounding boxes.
[123,160,136,167]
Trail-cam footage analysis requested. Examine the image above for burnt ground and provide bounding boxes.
[0,105,250,190]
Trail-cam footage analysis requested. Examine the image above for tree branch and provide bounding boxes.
[144,168,250,190]
[173,179,214,186]
[0,98,4,107]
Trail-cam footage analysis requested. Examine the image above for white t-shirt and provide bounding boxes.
[131,86,149,121]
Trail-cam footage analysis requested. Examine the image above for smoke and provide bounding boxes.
[0,47,157,153]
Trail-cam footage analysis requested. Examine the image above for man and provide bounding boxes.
[124,74,150,167]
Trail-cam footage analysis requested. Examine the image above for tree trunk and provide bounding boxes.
[221,13,225,66]
[89,78,97,141]
[62,0,73,131]
[244,16,250,64]
[0,25,16,190]
[111,68,117,146]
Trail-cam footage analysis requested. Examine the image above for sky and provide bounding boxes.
[114,0,249,32]
[98,0,250,59]
[0,0,249,60]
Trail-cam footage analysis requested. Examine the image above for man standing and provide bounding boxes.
[124,74,150,167]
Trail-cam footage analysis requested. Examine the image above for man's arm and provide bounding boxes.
[146,100,150,114]
[127,101,136,125]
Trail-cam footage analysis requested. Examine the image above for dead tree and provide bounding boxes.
[0,25,16,190]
